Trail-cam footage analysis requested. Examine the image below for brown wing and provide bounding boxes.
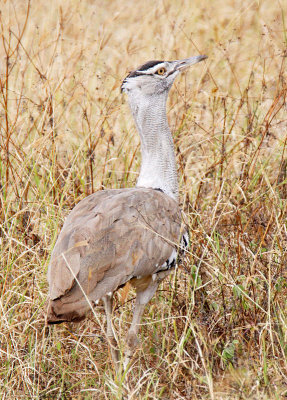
[47,187,182,322]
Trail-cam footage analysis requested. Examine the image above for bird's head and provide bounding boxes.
[121,55,207,97]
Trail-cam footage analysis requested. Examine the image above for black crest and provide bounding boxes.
[137,60,163,72]
[121,60,164,92]
[126,60,163,78]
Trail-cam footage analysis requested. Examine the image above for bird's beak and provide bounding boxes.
[175,55,208,71]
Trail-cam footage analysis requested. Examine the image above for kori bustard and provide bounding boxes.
[47,55,207,366]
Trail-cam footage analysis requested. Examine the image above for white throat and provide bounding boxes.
[127,91,178,201]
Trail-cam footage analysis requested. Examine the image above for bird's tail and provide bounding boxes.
[46,299,86,325]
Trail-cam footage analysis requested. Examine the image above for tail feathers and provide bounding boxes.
[46,300,86,325]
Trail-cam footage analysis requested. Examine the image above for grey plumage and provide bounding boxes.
[47,55,207,367]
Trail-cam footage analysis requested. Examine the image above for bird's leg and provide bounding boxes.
[124,279,159,368]
[102,294,119,368]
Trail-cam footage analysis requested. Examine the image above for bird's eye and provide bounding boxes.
[156,67,166,75]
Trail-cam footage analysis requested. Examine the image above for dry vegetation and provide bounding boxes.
[1,0,287,398]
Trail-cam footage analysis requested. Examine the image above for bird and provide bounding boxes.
[46,55,207,367]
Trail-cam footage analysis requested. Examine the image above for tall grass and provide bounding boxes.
[0,0,286,398]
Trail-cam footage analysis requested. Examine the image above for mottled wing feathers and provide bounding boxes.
[47,187,182,320]
[47,230,87,300]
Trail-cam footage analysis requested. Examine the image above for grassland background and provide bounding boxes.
[0,0,287,399]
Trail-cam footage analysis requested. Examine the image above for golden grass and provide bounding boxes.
[0,0,287,398]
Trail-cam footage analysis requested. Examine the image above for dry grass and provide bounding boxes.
[1,0,287,398]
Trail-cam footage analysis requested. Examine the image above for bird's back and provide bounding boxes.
[47,187,183,323]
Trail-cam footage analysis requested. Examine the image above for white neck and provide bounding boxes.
[127,91,178,201]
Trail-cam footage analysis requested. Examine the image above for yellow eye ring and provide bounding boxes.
[156,67,166,75]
